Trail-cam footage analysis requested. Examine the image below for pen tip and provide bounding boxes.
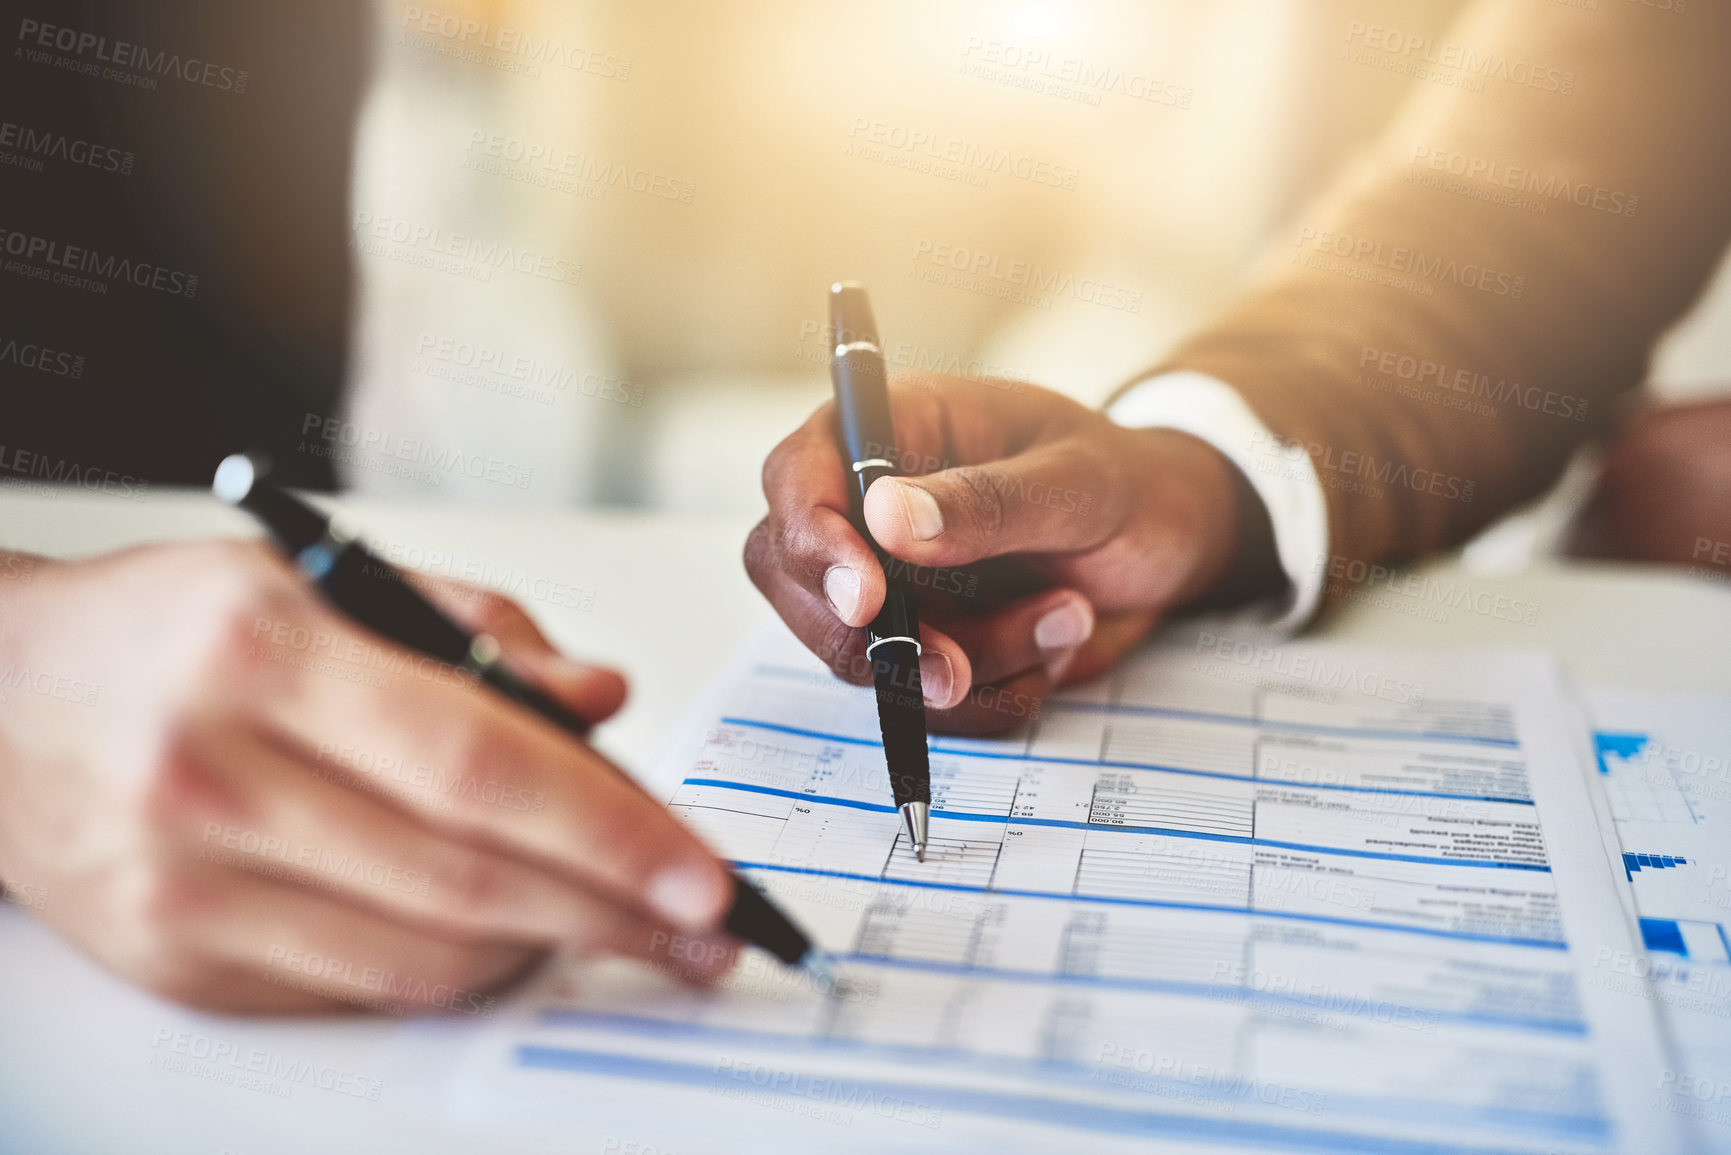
[800,952,839,987]
[899,801,930,863]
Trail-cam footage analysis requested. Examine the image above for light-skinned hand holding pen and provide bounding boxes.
[0,539,739,1013]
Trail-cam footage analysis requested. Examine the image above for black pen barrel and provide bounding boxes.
[830,282,897,473]
[833,348,895,474]
[216,454,819,970]
[869,638,931,811]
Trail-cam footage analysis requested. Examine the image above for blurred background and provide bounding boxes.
[339,0,1731,529]
[15,0,1726,532]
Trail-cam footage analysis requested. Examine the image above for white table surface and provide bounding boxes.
[2,487,1727,1154]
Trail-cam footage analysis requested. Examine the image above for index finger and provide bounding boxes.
[757,401,888,630]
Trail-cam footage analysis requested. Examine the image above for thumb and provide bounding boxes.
[862,438,1125,567]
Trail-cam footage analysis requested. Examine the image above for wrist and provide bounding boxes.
[1128,428,1284,611]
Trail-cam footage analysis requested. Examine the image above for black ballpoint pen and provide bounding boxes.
[827,282,934,862]
[211,453,830,979]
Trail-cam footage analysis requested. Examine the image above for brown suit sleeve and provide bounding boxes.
[1136,1,1731,590]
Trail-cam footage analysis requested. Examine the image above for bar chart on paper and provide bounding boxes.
[1588,689,1731,1152]
[469,625,1684,1154]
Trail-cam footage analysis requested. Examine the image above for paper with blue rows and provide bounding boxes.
[1585,688,1731,1153]
[455,623,1693,1154]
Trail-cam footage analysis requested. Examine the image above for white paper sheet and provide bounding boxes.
[1584,688,1731,1153]
[446,622,1691,1153]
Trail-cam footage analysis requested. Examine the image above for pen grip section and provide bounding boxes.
[846,461,898,548]
[725,876,810,965]
[869,639,931,809]
[321,544,474,665]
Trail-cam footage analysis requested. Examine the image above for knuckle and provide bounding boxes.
[759,436,791,497]
[140,725,244,832]
[406,940,515,998]
[950,467,1007,536]
[135,951,221,1009]
[895,371,944,398]
[463,588,529,635]
[778,522,832,586]
[745,515,829,591]
[133,866,191,936]
[124,871,221,1005]
[815,618,870,683]
[434,849,511,918]
[742,519,776,586]
[760,418,821,498]
[435,728,499,805]
[200,574,303,683]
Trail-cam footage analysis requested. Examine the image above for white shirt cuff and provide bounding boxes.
[1106,370,1328,632]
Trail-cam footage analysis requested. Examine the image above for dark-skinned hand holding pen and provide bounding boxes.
[745,312,1284,736]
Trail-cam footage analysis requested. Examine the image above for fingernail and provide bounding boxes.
[647,864,729,930]
[824,565,862,622]
[893,481,945,541]
[1035,600,1093,654]
[919,651,954,707]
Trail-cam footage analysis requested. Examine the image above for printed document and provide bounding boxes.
[1585,688,1731,1153]
[447,623,1690,1153]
